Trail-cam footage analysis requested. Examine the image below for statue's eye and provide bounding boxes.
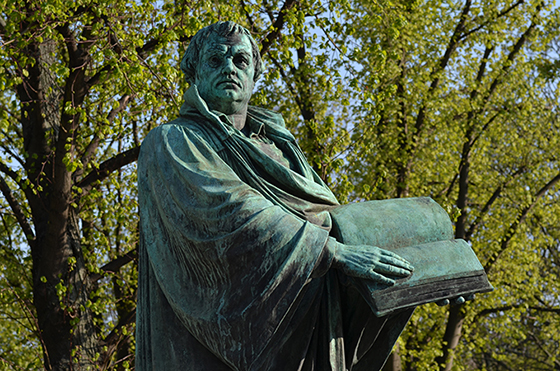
[208,56,221,67]
[233,55,249,69]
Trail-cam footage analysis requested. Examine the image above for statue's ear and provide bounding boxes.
[180,46,198,85]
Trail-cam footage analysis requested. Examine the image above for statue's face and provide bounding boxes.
[195,34,255,115]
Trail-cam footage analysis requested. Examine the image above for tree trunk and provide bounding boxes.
[17,34,99,370]
[436,305,466,371]
[32,207,98,370]
[436,130,472,371]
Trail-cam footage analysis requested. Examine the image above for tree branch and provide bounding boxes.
[475,304,518,318]
[455,2,542,241]
[86,20,188,89]
[459,0,525,40]
[481,2,543,107]
[98,307,136,369]
[414,0,472,136]
[0,144,25,169]
[76,146,141,190]
[136,19,189,60]
[90,248,137,283]
[0,217,31,289]
[0,174,35,245]
[55,24,92,190]
[101,308,136,346]
[469,109,499,149]
[465,166,526,240]
[267,54,306,118]
[528,331,560,368]
[434,173,458,200]
[85,64,112,91]
[484,169,560,274]
[456,46,499,239]
[260,0,299,56]
[0,161,22,186]
[75,94,133,182]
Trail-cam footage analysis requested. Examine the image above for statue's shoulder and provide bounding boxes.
[144,116,217,148]
[160,116,209,136]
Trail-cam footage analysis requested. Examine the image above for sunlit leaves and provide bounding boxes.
[331,0,560,369]
[1,0,559,368]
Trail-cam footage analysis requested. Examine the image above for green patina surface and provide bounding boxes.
[136,21,489,371]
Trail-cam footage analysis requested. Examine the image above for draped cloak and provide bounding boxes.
[136,101,412,371]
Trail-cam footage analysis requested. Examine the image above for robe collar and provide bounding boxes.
[179,85,265,137]
[179,85,295,143]
[178,85,339,209]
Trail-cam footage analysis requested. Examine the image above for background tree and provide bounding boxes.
[1,0,559,370]
[247,0,560,369]
[0,0,223,369]
[336,0,560,370]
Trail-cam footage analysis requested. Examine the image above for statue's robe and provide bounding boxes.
[136,102,412,371]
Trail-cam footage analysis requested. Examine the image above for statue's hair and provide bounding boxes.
[180,21,263,84]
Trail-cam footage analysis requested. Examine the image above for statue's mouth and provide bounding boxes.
[218,80,241,88]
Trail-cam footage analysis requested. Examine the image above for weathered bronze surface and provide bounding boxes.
[136,21,490,371]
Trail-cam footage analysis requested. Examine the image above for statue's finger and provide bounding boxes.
[374,263,413,277]
[379,255,414,272]
[380,249,413,265]
[437,299,450,306]
[380,249,411,263]
[368,271,396,286]
[451,296,466,305]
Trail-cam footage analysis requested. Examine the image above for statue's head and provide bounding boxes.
[180,21,263,84]
[180,21,263,114]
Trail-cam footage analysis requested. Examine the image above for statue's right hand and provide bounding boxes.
[329,240,414,286]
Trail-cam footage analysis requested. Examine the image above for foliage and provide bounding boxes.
[0,0,202,368]
[335,0,560,369]
[0,0,559,369]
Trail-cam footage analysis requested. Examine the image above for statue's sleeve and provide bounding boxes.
[138,123,332,370]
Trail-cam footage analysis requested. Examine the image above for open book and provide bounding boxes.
[329,198,493,316]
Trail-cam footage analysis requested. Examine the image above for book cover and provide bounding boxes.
[330,198,493,316]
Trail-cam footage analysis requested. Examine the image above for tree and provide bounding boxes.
[334,0,560,369]
[1,0,559,369]
[0,0,211,368]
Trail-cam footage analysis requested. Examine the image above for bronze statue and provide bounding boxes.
[136,21,491,371]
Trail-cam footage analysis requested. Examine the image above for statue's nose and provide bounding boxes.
[222,58,236,75]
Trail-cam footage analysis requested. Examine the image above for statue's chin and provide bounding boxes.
[209,98,248,116]
[198,85,252,116]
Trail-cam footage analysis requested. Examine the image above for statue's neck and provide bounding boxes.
[225,105,248,132]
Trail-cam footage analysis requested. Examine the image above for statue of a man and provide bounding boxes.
[136,21,416,371]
